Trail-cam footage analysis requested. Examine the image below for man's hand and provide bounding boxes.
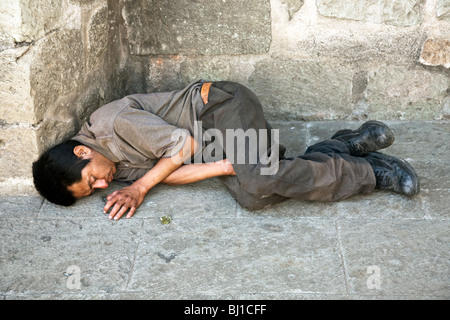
[102,135,198,220]
[103,183,146,220]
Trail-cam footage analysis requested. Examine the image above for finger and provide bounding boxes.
[112,205,130,221]
[103,198,115,214]
[108,200,126,219]
[103,192,122,213]
[107,190,118,201]
[126,206,137,219]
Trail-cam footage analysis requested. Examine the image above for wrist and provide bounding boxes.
[213,159,235,176]
[132,180,150,195]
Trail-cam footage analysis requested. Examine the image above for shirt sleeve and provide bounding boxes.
[113,106,189,160]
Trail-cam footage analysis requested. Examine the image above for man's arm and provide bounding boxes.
[103,135,198,220]
[161,159,235,185]
[103,138,236,220]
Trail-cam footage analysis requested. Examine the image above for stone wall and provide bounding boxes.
[0,0,449,194]
[124,0,449,121]
[0,0,128,194]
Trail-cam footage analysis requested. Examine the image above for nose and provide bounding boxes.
[93,179,109,189]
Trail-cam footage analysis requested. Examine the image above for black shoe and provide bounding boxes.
[332,120,395,156]
[363,152,420,196]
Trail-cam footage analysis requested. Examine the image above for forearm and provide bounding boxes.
[133,136,198,193]
[105,135,202,220]
[132,157,182,193]
[162,160,235,185]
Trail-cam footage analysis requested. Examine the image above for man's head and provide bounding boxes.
[32,140,116,206]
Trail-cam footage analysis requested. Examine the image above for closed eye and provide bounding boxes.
[87,176,96,195]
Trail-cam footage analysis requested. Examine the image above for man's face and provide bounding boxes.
[67,147,117,198]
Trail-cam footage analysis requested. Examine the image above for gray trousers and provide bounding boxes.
[199,81,376,210]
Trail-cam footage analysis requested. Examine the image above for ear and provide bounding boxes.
[73,145,92,158]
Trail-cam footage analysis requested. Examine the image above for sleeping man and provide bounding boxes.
[33,80,419,220]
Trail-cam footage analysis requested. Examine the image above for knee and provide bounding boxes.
[236,193,286,211]
[305,139,349,156]
[219,175,285,210]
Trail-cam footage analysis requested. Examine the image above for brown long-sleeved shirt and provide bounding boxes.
[73,80,205,181]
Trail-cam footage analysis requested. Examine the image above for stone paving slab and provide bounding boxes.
[128,217,345,296]
[338,218,449,297]
[0,121,449,300]
[1,218,142,295]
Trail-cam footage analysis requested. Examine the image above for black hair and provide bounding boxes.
[32,139,91,206]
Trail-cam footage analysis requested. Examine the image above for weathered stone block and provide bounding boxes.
[437,0,450,21]
[145,55,260,93]
[122,0,271,55]
[179,58,233,84]
[248,58,355,120]
[281,0,305,20]
[443,96,450,118]
[0,125,38,179]
[366,66,449,120]
[36,118,78,154]
[420,38,450,68]
[0,0,21,49]
[86,4,109,72]
[293,27,425,65]
[70,0,104,5]
[145,57,185,92]
[316,0,424,26]
[0,47,35,124]
[21,0,66,41]
[30,29,85,123]
[0,0,66,43]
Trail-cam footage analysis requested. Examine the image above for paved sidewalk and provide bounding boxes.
[1,121,449,300]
